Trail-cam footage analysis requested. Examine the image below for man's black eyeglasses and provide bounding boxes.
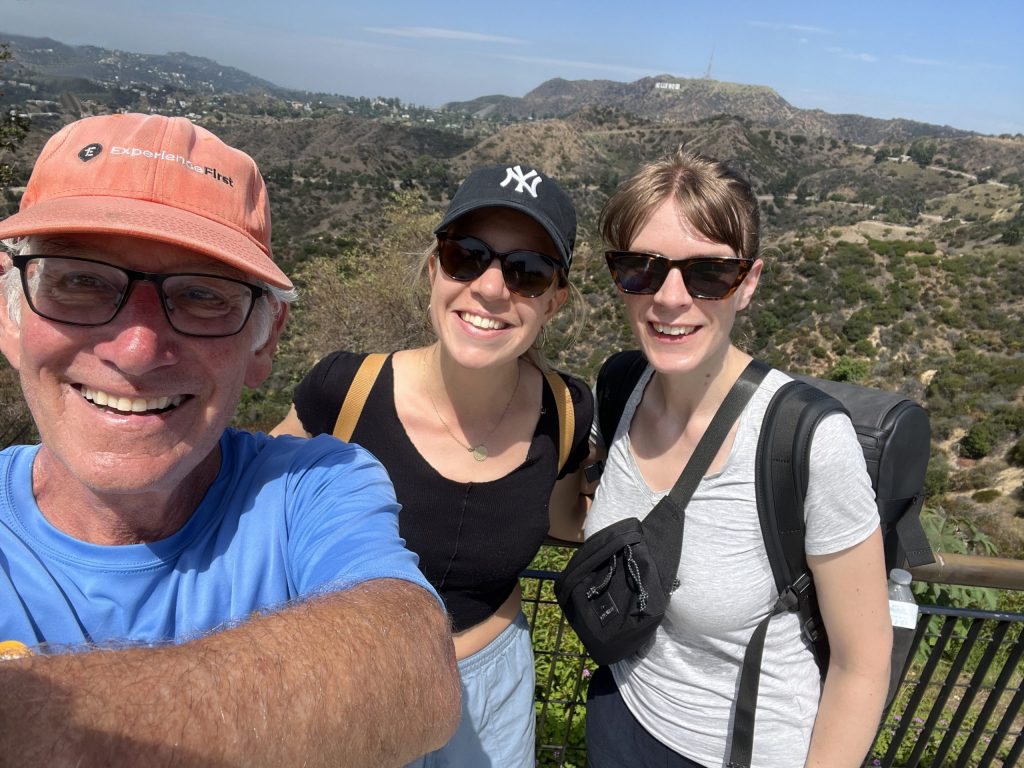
[604,251,753,300]
[12,255,266,338]
[436,234,560,299]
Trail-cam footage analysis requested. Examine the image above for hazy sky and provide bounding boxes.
[3,0,1022,135]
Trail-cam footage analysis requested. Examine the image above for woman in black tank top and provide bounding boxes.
[273,164,594,767]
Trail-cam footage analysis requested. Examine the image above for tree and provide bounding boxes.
[767,169,800,199]
[908,141,935,168]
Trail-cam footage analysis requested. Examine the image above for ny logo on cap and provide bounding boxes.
[500,165,542,198]
[78,143,103,162]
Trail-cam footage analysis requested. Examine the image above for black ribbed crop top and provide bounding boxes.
[292,351,593,632]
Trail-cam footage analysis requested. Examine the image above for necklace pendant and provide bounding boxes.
[471,445,488,461]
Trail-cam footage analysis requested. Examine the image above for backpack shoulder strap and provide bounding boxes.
[331,353,388,442]
[755,380,847,593]
[543,370,575,474]
[596,350,649,447]
[727,379,848,768]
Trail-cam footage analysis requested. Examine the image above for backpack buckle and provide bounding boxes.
[801,615,825,644]
[778,572,813,612]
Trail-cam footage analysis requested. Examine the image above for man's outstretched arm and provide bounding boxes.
[0,579,460,768]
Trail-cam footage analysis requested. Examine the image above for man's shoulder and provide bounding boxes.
[0,443,38,488]
[220,428,391,486]
[0,443,37,460]
[207,429,398,555]
[0,444,38,530]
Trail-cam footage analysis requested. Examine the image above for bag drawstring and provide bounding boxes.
[586,556,617,599]
[585,546,651,613]
[624,544,649,612]
[585,557,614,606]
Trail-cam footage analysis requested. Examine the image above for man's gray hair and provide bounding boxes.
[1,237,295,350]
[0,238,27,326]
[248,283,295,350]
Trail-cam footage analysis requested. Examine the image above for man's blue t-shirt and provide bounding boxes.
[0,429,433,650]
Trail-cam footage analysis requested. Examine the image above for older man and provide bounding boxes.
[0,114,459,767]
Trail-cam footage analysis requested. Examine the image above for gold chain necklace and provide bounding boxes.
[422,351,521,462]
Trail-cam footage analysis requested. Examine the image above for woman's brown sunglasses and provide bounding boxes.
[605,251,753,299]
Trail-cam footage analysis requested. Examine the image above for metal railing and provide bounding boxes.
[522,549,1024,768]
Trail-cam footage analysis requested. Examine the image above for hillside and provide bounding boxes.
[1,35,1022,556]
[0,32,280,93]
[443,75,975,145]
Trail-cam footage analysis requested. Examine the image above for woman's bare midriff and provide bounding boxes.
[452,583,523,660]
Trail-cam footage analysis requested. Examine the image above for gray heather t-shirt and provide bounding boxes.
[585,367,878,768]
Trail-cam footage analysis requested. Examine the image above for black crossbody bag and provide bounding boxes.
[554,360,769,666]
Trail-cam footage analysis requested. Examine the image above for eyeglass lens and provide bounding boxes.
[606,252,748,299]
[437,236,557,298]
[18,256,259,337]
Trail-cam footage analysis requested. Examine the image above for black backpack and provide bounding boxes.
[594,350,935,767]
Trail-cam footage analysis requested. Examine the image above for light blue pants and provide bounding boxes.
[407,612,535,768]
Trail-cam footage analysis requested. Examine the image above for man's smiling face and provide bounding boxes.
[0,233,280,502]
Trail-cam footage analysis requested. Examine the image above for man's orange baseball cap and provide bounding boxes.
[0,113,292,290]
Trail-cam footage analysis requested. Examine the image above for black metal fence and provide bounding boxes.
[874,604,1024,768]
[521,565,1024,768]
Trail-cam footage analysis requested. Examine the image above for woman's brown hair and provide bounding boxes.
[600,148,760,260]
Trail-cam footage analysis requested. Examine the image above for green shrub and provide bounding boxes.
[971,489,1001,503]
[961,422,995,459]
[853,339,875,357]
[948,463,1000,493]
[827,356,870,382]
[842,309,874,343]
[1008,436,1024,467]
[923,454,952,498]
[830,240,874,268]
[866,238,937,258]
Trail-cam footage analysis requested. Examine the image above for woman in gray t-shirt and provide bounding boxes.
[585,149,892,768]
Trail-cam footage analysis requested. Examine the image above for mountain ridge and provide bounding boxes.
[1,31,281,94]
[443,74,973,145]
[1,32,984,143]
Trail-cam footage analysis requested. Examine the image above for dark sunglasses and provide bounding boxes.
[604,250,753,299]
[436,234,560,299]
[12,254,265,338]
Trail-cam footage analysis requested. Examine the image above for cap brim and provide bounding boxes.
[434,200,571,271]
[0,196,292,290]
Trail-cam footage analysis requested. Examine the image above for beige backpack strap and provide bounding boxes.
[544,370,575,474]
[332,353,388,442]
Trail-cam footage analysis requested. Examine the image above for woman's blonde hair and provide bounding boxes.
[600,148,761,260]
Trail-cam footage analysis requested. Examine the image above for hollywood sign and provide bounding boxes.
[654,82,681,91]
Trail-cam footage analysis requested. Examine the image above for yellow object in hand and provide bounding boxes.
[0,640,33,660]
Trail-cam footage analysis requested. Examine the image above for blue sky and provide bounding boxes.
[4,0,1022,135]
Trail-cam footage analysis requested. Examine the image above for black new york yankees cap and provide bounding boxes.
[434,164,577,273]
